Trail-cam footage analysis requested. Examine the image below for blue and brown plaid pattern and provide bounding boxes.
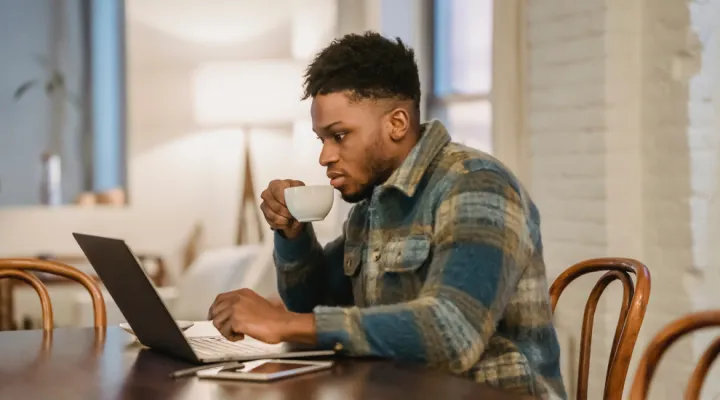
[274,120,567,399]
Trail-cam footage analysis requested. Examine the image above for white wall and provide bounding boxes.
[526,0,720,398]
[687,1,720,397]
[124,0,347,257]
[0,0,381,284]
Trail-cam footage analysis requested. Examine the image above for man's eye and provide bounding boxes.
[317,132,347,143]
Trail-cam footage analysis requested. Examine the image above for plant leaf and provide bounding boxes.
[13,80,39,101]
[52,71,65,88]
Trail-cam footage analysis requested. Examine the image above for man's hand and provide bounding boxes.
[267,295,287,310]
[207,288,316,345]
[260,179,306,240]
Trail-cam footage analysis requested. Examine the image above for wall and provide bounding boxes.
[120,0,398,270]
[688,0,720,397]
[526,0,720,398]
[0,0,85,206]
[0,0,382,284]
[124,0,352,257]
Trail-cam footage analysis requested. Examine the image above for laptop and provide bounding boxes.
[72,232,334,364]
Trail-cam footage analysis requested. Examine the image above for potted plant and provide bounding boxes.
[13,55,83,205]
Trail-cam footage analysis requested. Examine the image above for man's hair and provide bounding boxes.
[302,31,421,111]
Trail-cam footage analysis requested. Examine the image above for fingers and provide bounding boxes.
[207,289,250,319]
[261,195,293,220]
[260,202,294,230]
[212,306,234,338]
[211,291,251,341]
[217,317,244,342]
[207,294,233,320]
[217,320,234,340]
[263,213,301,232]
[269,179,305,206]
[208,288,259,333]
[288,180,305,188]
[261,179,305,231]
[234,287,259,299]
[268,180,291,206]
[260,187,293,219]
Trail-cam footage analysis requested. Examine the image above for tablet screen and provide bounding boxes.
[246,362,309,374]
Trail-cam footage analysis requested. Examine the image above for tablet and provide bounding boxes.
[196,359,334,382]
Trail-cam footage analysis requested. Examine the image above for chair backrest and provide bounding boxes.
[550,258,651,400]
[0,258,106,329]
[0,269,53,330]
[629,310,720,400]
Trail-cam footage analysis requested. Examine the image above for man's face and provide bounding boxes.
[311,92,396,203]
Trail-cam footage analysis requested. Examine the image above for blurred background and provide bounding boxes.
[0,0,719,398]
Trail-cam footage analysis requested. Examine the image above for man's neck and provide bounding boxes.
[390,128,421,171]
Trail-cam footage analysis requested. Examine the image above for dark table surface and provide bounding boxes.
[0,326,534,399]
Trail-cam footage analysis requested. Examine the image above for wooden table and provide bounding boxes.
[0,326,534,399]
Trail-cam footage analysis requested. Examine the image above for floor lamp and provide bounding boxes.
[236,131,265,245]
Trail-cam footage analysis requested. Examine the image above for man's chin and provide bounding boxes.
[339,185,373,204]
[340,193,365,204]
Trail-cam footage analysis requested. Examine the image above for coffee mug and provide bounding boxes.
[284,185,334,222]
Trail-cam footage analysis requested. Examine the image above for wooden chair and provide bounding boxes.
[630,310,720,400]
[550,258,651,400]
[0,258,106,330]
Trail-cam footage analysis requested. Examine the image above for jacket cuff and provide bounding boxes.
[314,306,358,354]
[273,224,316,270]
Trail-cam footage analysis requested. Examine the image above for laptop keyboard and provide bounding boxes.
[188,336,272,357]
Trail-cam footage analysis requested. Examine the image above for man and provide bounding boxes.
[208,32,566,399]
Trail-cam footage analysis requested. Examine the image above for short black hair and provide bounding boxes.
[302,31,421,111]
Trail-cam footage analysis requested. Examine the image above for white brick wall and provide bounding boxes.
[526,0,720,398]
[527,2,611,395]
[688,0,720,398]
[635,1,697,398]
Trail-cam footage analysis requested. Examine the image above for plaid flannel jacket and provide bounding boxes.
[274,120,566,399]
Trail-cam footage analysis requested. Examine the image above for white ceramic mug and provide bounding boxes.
[284,185,334,222]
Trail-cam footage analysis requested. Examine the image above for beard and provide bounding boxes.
[341,154,395,203]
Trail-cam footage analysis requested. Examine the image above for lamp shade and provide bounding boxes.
[291,0,337,60]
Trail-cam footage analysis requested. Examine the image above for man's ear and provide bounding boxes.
[387,107,411,142]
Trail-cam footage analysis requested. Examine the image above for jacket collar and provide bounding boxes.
[380,119,451,197]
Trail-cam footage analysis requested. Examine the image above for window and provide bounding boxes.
[91,0,127,196]
[429,0,493,153]
[445,100,492,153]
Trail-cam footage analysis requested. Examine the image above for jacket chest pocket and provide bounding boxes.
[343,244,363,277]
[379,235,432,272]
[378,235,432,299]
[343,243,365,305]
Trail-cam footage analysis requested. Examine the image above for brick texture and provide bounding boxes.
[687,0,720,398]
[526,0,720,398]
[527,3,611,395]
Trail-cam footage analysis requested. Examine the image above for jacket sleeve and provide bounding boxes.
[311,170,534,373]
[274,223,353,312]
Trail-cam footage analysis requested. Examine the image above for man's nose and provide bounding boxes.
[319,143,339,167]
